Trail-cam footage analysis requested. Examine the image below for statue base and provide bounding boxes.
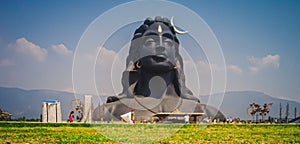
[94,96,226,123]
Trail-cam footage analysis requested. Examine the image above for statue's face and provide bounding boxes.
[137,23,177,72]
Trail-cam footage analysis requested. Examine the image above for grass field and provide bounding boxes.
[0,122,299,143]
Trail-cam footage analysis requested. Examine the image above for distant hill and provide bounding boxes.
[0,87,299,120]
[0,87,105,120]
[200,91,300,120]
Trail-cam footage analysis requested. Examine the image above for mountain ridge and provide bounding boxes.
[0,87,299,120]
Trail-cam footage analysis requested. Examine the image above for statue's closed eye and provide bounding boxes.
[163,38,173,47]
[144,38,155,47]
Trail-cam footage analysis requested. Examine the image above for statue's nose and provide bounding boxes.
[156,46,165,54]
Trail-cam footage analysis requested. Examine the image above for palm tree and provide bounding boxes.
[286,103,289,123]
[279,102,282,123]
[255,104,261,123]
[260,103,273,122]
[248,103,256,122]
[294,107,297,119]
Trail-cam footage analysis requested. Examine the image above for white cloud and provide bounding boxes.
[227,65,243,75]
[192,60,220,74]
[72,47,125,95]
[249,67,259,73]
[96,47,124,95]
[97,47,119,65]
[183,59,227,95]
[193,60,242,75]
[52,44,73,56]
[248,54,280,73]
[0,59,14,67]
[14,37,48,62]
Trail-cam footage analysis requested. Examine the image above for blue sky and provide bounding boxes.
[0,0,299,102]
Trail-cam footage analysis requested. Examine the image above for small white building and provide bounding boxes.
[42,100,62,123]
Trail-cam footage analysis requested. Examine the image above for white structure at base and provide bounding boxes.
[82,95,92,123]
[42,100,62,123]
[121,111,135,124]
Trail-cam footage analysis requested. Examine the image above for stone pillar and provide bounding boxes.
[56,102,62,122]
[48,103,56,122]
[42,102,47,123]
[83,95,92,123]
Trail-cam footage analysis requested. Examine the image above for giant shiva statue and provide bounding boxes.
[95,16,225,122]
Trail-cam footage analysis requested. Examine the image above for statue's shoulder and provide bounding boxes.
[106,96,120,103]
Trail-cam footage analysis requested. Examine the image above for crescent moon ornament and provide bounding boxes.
[170,16,188,35]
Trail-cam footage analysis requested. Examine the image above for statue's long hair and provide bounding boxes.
[119,16,194,98]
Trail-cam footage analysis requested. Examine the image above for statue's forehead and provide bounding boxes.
[142,22,173,36]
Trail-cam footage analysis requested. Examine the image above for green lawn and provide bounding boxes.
[0,122,299,143]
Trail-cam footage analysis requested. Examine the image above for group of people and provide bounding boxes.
[68,111,83,122]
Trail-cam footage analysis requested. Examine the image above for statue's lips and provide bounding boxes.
[138,55,174,72]
[152,55,167,63]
